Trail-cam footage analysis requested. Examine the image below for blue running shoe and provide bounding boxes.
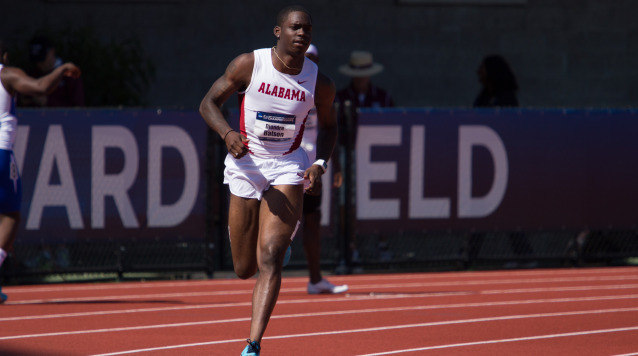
[241,339,260,356]
[0,286,7,304]
[282,245,292,267]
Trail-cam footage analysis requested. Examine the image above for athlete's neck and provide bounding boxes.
[272,46,303,74]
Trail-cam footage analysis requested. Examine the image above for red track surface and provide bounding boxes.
[2,267,638,355]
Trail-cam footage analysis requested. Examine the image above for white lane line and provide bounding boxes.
[613,353,638,356]
[89,307,638,356]
[7,275,638,305]
[4,289,268,305]
[4,290,638,323]
[338,275,638,289]
[91,338,248,356]
[0,291,469,321]
[4,299,638,341]
[7,284,454,305]
[7,267,638,294]
[6,279,255,293]
[482,283,638,294]
[358,326,638,355]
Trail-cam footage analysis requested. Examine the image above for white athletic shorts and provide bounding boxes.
[223,148,310,200]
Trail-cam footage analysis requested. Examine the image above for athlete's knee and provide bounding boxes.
[258,242,287,271]
[234,261,257,280]
[2,211,20,222]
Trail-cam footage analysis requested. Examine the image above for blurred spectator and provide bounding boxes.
[336,50,394,162]
[470,54,535,268]
[19,36,84,107]
[337,50,394,109]
[335,50,394,271]
[473,54,518,107]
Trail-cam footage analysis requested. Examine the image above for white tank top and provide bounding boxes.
[239,48,318,158]
[0,65,17,151]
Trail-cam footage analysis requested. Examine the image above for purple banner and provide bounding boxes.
[21,108,627,244]
[15,109,208,243]
[352,108,638,232]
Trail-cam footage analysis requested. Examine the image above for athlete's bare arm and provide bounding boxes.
[199,53,254,159]
[304,70,337,194]
[0,63,80,97]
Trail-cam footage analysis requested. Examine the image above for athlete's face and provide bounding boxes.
[352,76,371,94]
[275,11,312,53]
[37,48,57,73]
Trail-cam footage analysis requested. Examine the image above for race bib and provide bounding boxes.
[256,111,296,142]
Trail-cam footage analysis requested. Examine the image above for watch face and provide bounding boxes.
[314,160,327,172]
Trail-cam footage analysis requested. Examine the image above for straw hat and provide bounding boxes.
[338,50,384,77]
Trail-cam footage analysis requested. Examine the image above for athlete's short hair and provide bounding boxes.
[276,5,311,26]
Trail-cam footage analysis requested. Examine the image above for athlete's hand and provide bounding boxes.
[304,165,324,196]
[225,130,249,159]
[62,63,81,79]
[333,171,343,188]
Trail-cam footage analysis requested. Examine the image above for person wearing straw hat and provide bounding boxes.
[337,50,394,109]
[336,51,393,271]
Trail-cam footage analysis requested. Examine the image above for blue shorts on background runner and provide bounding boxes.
[0,149,21,213]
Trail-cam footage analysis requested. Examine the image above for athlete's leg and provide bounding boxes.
[0,212,19,302]
[302,199,322,284]
[0,149,22,303]
[0,211,20,253]
[228,194,261,279]
[249,184,303,343]
[0,149,21,256]
[302,193,348,294]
